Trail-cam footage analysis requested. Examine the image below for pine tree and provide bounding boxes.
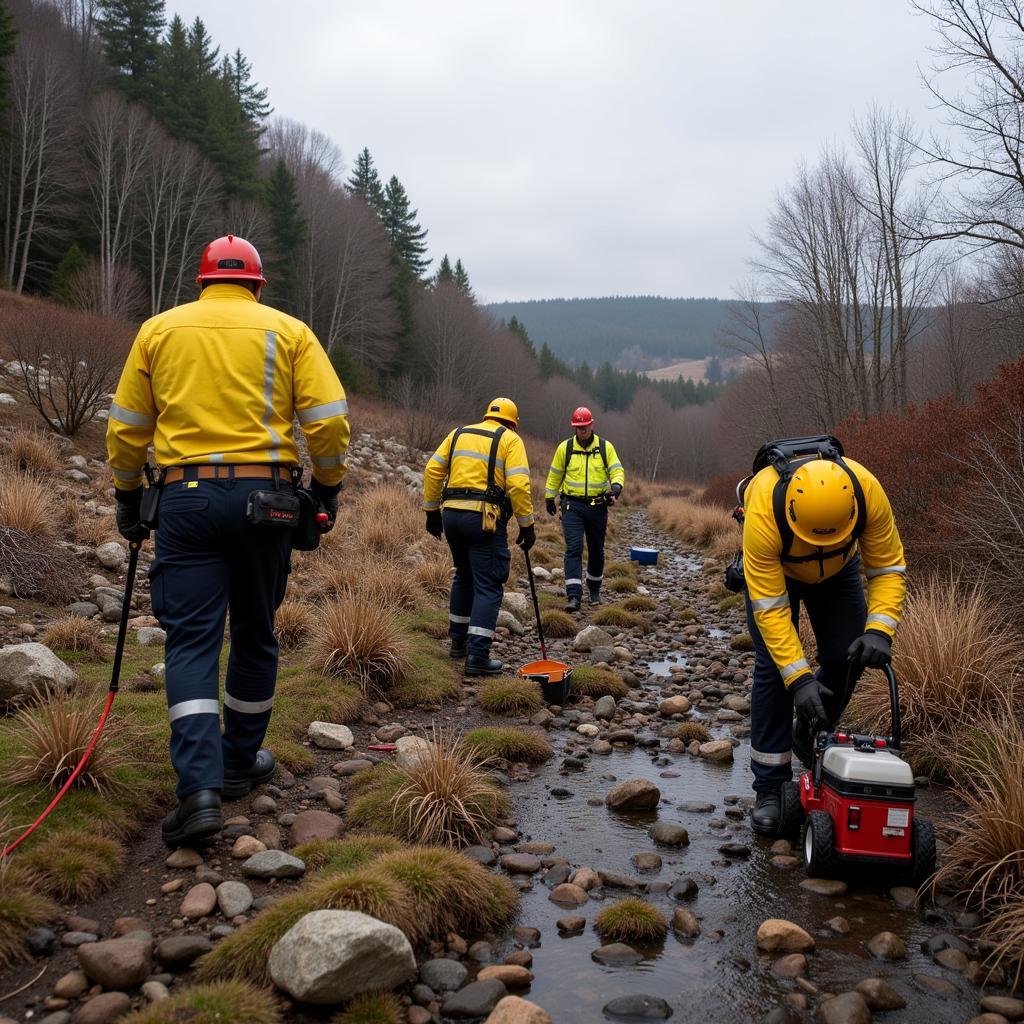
[507,316,535,356]
[264,158,306,314]
[453,258,473,301]
[222,48,271,127]
[0,1,17,132]
[347,147,384,212]
[434,254,454,286]
[150,15,201,139]
[97,0,165,99]
[50,243,88,304]
[381,175,430,277]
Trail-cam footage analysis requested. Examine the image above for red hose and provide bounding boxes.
[2,689,117,857]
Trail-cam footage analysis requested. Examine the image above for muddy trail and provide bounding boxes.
[0,506,1009,1024]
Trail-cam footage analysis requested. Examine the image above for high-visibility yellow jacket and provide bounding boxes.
[545,433,625,499]
[743,457,906,686]
[422,419,535,527]
[106,284,350,490]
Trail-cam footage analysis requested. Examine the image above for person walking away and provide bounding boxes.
[740,437,906,836]
[422,397,535,677]
[545,406,625,612]
[106,235,349,847]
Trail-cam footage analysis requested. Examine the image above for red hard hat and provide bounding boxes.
[571,406,594,427]
[195,235,267,286]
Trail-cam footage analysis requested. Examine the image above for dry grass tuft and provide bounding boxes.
[676,721,711,744]
[0,687,130,795]
[41,616,108,660]
[593,606,646,629]
[606,576,637,594]
[847,575,1023,774]
[605,561,638,578]
[465,726,553,764]
[540,609,576,638]
[730,632,754,652]
[2,428,60,476]
[291,835,403,874]
[595,897,668,943]
[274,599,313,653]
[414,554,453,596]
[350,484,421,561]
[330,990,404,1024]
[622,595,657,612]
[0,471,53,536]
[650,497,737,558]
[933,713,1024,986]
[305,596,414,696]
[0,845,59,968]
[21,828,124,902]
[571,666,628,699]
[118,980,282,1024]
[348,734,509,846]
[476,676,543,715]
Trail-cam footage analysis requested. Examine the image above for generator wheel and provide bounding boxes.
[909,817,937,887]
[779,780,803,838]
[802,810,836,877]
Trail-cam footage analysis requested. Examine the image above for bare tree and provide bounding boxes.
[62,257,149,321]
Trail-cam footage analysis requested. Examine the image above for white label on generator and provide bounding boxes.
[887,808,910,828]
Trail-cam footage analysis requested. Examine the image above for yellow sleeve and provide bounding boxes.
[605,439,625,489]
[293,328,350,489]
[504,433,534,525]
[545,440,567,499]
[743,505,810,687]
[857,473,907,639]
[106,333,157,490]
[423,430,455,510]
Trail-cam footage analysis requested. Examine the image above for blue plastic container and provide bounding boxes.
[630,546,659,565]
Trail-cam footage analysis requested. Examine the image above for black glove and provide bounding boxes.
[606,483,622,506]
[791,673,834,729]
[115,487,149,543]
[546,498,557,517]
[516,524,536,551]
[425,510,443,538]
[848,630,892,668]
[309,478,341,531]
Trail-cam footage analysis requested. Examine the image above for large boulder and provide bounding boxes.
[756,919,815,953]
[77,934,152,989]
[496,610,525,636]
[500,592,532,625]
[269,909,415,1004]
[573,625,614,652]
[0,643,75,702]
[307,721,353,750]
[605,779,661,812]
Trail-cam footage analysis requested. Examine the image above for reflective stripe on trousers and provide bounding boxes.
[561,498,608,597]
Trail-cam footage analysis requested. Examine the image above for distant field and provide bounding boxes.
[644,356,745,382]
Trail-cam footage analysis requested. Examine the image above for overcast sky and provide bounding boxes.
[171,1,955,303]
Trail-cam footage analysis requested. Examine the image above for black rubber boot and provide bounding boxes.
[449,639,467,659]
[465,654,503,677]
[588,590,603,605]
[161,789,223,848]
[565,597,581,613]
[222,749,277,801]
[751,790,782,836]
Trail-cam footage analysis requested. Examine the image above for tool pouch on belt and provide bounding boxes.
[246,489,301,529]
[292,488,324,551]
[724,552,745,593]
[139,464,162,530]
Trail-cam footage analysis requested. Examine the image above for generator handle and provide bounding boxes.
[885,663,901,751]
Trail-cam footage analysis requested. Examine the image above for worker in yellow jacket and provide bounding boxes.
[739,437,906,835]
[545,406,625,611]
[423,397,534,676]
[107,235,349,848]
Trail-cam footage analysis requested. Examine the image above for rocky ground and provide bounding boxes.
[0,434,1020,1023]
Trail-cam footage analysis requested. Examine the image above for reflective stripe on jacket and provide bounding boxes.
[106,284,350,490]
[422,419,534,526]
[545,433,625,499]
[742,456,906,685]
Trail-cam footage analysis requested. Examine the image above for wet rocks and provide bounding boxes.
[698,740,733,762]
[484,996,552,1024]
[756,920,815,953]
[500,853,542,874]
[444,979,509,1018]
[606,779,660,811]
[659,696,691,716]
[77,934,152,989]
[799,878,848,897]
[817,992,871,1024]
[603,995,673,1019]
[155,934,211,969]
[772,954,807,978]
[668,877,699,901]
[592,943,644,966]
[307,721,354,750]
[289,810,341,845]
[855,978,906,1011]
[672,908,700,937]
[478,965,533,987]
[557,915,586,934]
[649,822,689,846]
[0,642,75,701]
[867,931,907,960]
[549,883,588,905]
[594,695,617,719]
[241,850,306,879]
[72,991,132,1024]
[420,958,468,991]
[631,852,662,872]
[980,997,1024,1021]
[269,909,416,1004]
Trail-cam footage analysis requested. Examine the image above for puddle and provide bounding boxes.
[647,655,688,677]
[673,553,704,573]
[707,627,730,641]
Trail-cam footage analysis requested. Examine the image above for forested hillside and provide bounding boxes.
[487,296,772,369]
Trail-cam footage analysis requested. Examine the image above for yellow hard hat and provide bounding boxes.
[785,460,857,546]
[484,397,519,429]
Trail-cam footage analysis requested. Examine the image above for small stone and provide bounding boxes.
[77,935,152,988]
[577,723,599,737]
[160,878,183,894]
[913,974,960,996]
[591,943,643,966]
[606,779,660,811]
[241,850,306,879]
[141,981,170,1003]
[155,934,212,969]
[484,996,553,1024]
[757,919,815,953]
[698,740,734,762]
[867,931,907,960]
[649,822,689,846]
[61,932,98,947]
[395,734,433,770]
[464,845,498,867]
[216,880,254,918]
[231,834,267,859]
[500,853,542,874]
[469,940,494,963]
[632,852,662,872]
[826,916,851,935]
[26,926,57,955]
[136,626,166,646]
[289,809,342,845]
[165,847,203,869]
[307,720,354,749]
[251,794,277,815]
[935,947,970,971]
[179,882,217,918]
[980,997,1024,1021]
[95,541,126,570]
[773,953,808,978]
[672,907,700,937]
[817,992,871,1024]
[444,979,509,1019]
[72,992,131,1024]
[799,878,848,897]
[571,867,600,891]
[855,978,906,1011]
[594,695,617,719]
[890,885,918,908]
[420,958,468,992]
[53,971,89,999]
[669,877,699,901]
[478,965,533,987]
[557,915,586,933]
[659,696,691,716]
[549,883,588,905]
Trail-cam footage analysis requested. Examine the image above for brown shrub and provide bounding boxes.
[41,616,108,660]
[274,600,313,653]
[414,554,453,596]
[649,497,737,558]
[2,428,60,476]
[0,526,81,603]
[350,484,421,560]
[0,472,53,536]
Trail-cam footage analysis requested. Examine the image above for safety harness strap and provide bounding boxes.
[559,435,611,496]
[442,425,507,506]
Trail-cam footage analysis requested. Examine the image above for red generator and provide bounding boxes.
[779,665,936,884]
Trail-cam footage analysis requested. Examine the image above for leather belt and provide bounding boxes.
[163,465,277,483]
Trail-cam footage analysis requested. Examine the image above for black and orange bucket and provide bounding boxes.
[518,659,573,705]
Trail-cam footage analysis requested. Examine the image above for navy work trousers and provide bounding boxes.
[443,508,510,658]
[561,497,608,598]
[746,555,867,794]
[149,475,291,798]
